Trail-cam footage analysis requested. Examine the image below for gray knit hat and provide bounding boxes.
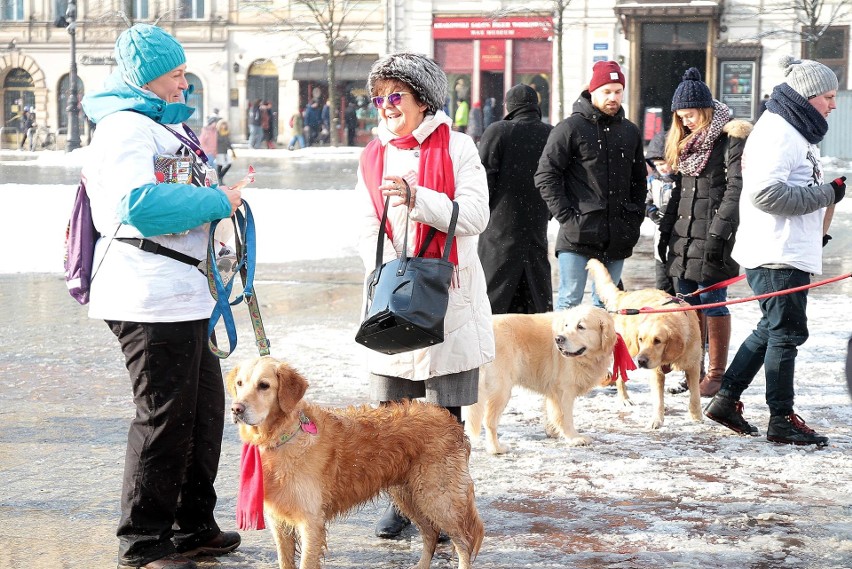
[780,55,838,99]
[367,52,447,114]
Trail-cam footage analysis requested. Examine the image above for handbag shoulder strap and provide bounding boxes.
[415,201,459,261]
[373,194,411,272]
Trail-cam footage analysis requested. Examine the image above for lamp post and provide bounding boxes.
[65,0,81,152]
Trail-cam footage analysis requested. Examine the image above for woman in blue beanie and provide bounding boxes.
[658,67,752,399]
[81,23,241,569]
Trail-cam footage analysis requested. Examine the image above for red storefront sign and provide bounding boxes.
[433,16,553,40]
[480,40,505,70]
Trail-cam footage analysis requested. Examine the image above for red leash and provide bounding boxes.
[615,272,852,315]
[677,274,746,298]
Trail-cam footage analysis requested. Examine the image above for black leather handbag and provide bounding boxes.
[355,194,459,355]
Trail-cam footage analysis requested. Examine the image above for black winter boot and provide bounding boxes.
[375,503,410,539]
[704,392,759,436]
[767,413,829,447]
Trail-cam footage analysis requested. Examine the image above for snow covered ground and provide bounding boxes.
[0,147,850,568]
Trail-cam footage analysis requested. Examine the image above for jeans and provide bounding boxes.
[248,124,263,149]
[720,267,810,416]
[556,251,624,309]
[288,134,305,149]
[676,279,730,317]
[107,320,224,565]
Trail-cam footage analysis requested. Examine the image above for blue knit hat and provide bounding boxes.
[115,24,186,87]
[671,68,713,111]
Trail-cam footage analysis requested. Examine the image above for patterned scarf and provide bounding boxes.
[677,100,732,177]
[765,83,829,144]
[360,121,458,264]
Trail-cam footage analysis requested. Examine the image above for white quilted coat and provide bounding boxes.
[356,111,495,380]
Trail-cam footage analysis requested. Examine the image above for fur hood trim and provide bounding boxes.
[723,118,753,139]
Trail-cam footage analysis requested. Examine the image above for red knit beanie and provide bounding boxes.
[588,61,625,93]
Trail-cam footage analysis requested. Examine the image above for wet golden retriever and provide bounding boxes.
[227,356,484,569]
[586,259,703,429]
[464,305,617,453]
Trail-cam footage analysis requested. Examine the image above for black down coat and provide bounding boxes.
[659,119,752,284]
[534,91,647,262]
[477,102,554,314]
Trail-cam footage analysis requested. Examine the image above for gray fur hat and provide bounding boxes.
[367,52,448,114]
[780,55,838,99]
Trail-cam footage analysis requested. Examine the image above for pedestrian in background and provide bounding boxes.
[658,68,751,398]
[467,100,484,144]
[482,97,497,128]
[199,115,218,164]
[304,100,322,146]
[478,84,553,314]
[345,100,358,146]
[80,23,242,569]
[261,100,276,148]
[356,51,494,540]
[704,56,845,447]
[643,130,676,296]
[215,118,236,183]
[454,97,469,133]
[288,106,305,150]
[535,60,646,309]
[247,99,263,148]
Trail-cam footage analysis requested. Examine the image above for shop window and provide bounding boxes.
[58,73,85,131]
[123,0,148,19]
[185,73,203,129]
[1,0,24,20]
[178,0,204,19]
[803,26,848,90]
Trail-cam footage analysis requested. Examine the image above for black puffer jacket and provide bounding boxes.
[659,119,752,283]
[535,91,646,261]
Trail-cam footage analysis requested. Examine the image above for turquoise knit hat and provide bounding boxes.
[115,24,186,87]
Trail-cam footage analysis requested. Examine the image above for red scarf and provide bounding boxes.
[236,443,266,530]
[611,333,637,383]
[359,123,457,264]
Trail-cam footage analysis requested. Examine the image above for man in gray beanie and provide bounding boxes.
[704,55,846,447]
[477,84,554,314]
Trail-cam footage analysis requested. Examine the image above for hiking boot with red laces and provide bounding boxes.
[704,392,759,436]
[767,413,829,447]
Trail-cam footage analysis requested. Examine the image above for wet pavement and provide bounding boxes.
[1,148,851,568]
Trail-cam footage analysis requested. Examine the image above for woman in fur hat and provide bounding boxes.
[356,52,495,538]
[658,67,752,398]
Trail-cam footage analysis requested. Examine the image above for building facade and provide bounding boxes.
[0,0,849,147]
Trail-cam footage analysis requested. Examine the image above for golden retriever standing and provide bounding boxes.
[586,259,703,429]
[464,305,617,453]
[227,357,484,569]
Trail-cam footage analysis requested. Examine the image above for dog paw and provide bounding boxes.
[565,435,593,447]
[621,397,635,408]
[647,417,664,430]
[485,441,509,455]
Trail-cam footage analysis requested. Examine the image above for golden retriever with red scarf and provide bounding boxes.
[227,357,483,569]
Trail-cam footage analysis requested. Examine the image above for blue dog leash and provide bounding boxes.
[207,200,271,358]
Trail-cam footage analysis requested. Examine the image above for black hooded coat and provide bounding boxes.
[477,85,554,314]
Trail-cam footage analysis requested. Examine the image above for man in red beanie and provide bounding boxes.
[535,60,646,309]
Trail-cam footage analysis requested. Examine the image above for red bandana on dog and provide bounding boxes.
[611,333,636,383]
[237,443,266,530]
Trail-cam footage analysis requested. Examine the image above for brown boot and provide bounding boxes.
[700,314,731,397]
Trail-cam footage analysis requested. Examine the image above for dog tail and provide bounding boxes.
[464,488,485,561]
[585,258,621,310]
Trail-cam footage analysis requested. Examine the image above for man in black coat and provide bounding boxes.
[535,60,646,309]
[478,84,554,313]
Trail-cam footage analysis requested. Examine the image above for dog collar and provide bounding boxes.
[267,411,317,449]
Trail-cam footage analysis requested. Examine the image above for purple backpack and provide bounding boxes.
[64,179,97,305]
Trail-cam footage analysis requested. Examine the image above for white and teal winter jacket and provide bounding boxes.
[81,72,232,322]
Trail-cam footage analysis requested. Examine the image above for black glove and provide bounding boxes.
[657,233,670,264]
[823,234,832,247]
[831,176,846,204]
[705,235,725,265]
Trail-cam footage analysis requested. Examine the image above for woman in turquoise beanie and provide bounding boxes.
[81,23,241,569]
